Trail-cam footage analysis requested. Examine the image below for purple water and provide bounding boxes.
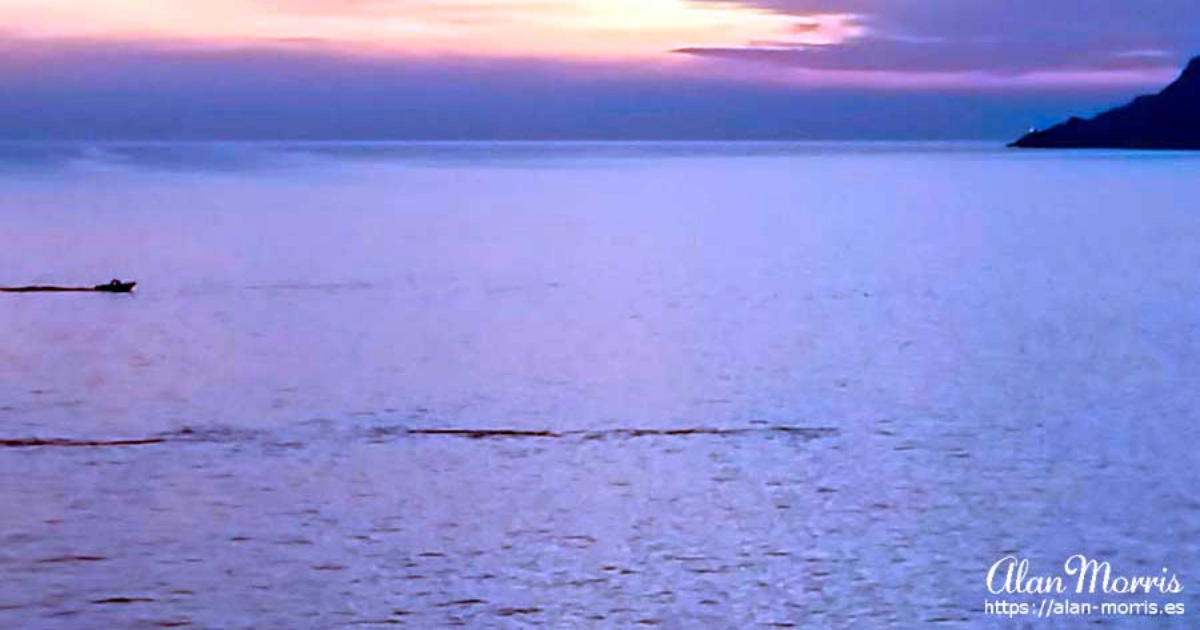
[1,142,1198,627]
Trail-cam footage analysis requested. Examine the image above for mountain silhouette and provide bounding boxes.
[1012,56,1200,149]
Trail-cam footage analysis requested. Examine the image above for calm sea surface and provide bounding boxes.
[1,143,1198,628]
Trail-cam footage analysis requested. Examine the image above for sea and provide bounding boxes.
[1,142,1198,628]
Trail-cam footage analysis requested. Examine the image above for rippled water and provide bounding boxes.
[1,143,1199,628]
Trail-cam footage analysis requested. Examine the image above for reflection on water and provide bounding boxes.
[1,143,1199,627]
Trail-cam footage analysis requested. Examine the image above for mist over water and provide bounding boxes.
[1,143,1198,627]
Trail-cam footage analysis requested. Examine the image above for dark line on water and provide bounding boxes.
[408,429,561,439]
[0,426,837,450]
[407,427,839,440]
[91,597,156,605]
[0,438,165,449]
[35,556,108,564]
[0,286,94,293]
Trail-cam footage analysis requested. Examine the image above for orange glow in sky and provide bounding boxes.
[0,0,858,60]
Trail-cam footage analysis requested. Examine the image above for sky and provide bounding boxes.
[1,0,1197,139]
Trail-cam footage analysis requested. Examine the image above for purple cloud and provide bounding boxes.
[681,0,1200,75]
[0,35,1137,140]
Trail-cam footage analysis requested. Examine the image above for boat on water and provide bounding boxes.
[0,279,137,294]
[93,280,137,293]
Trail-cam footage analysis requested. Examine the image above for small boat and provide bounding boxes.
[0,279,137,293]
[93,280,137,293]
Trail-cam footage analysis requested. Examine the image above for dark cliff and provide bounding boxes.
[1012,56,1200,149]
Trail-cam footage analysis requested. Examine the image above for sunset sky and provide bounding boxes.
[2,1,1197,138]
